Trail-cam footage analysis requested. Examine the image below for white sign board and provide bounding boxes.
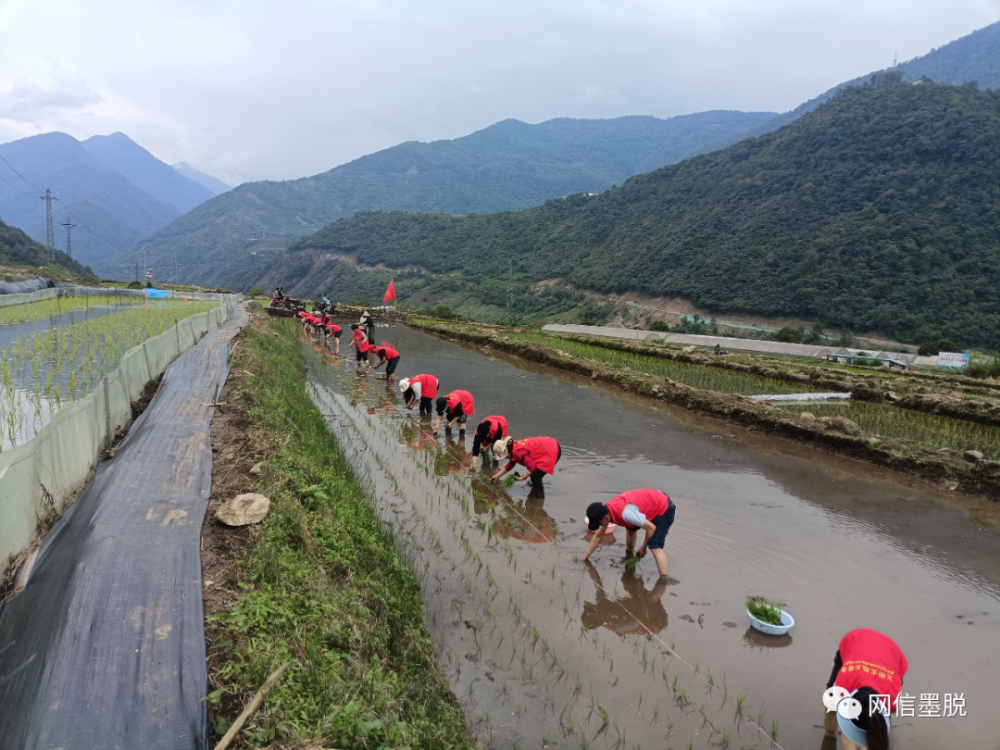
[938,352,970,370]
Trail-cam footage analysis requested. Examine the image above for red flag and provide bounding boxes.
[383,279,396,303]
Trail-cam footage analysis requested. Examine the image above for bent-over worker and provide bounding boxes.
[434,389,474,432]
[470,415,508,467]
[492,436,560,497]
[400,374,439,414]
[324,321,342,355]
[372,344,401,382]
[822,628,908,750]
[583,489,675,578]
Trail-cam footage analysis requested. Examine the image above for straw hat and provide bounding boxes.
[492,438,513,460]
[399,378,410,392]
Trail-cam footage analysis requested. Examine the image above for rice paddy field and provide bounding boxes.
[501,332,826,396]
[781,401,1000,460]
[0,295,144,327]
[0,298,218,449]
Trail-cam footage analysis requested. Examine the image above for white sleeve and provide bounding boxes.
[621,504,646,527]
[412,382,422,399]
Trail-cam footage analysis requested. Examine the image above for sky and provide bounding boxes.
[0,0,998,186]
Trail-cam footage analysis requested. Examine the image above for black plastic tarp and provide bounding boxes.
[0,277,55,295]
[0,305,249,750]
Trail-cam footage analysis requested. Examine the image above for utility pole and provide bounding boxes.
[39,188,55,260]
[61,218,76,261]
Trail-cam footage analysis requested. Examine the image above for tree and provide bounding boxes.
[918,338,959,356]
[248,286,264,297]
[772,327,802,343]
[649,320,670,332]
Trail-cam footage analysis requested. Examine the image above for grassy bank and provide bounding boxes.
[203,312,473,748]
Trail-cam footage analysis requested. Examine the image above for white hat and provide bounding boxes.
[492,438,511,460]
[399,378,410,391]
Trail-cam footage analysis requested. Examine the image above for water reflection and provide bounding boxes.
[741,626,793,650]
[581,560,670,635]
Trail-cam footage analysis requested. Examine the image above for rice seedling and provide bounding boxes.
[0,299,217,449]
[501,332,824,396]
[746,596,783,626]
[0,294,145,328]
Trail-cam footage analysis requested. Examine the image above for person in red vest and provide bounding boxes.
[400,374,439,415]
[324,321,342,355]
[821,628,908,749]
[491,436,561,497]
[583,489,675,578]
[470,415,508,467]
[349,324,372,370]
[434,389,474,432]
[372,344,401,382]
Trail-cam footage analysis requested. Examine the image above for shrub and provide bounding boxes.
[430,304,455,319]
[772,327,802,343]
[918,338,959,356]
[649,320,671,332]
[248,286,264,297]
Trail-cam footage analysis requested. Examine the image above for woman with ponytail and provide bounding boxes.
[823,628,907,750]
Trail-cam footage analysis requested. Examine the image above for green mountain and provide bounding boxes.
[252,81,1000,348]
[0,218,92,276]
[89,110,778,283]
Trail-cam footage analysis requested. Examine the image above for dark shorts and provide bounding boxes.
[386,356,400,375]
[647,502,676,550]
[332,330,342,339]
[356,350,368,362]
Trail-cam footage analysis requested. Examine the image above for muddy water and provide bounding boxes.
[305,324,1000,750]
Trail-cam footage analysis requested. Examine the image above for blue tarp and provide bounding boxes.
[145,288,170,298]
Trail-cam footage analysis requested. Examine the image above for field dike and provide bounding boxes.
[410,320,1000,501]
[201,311,475,749]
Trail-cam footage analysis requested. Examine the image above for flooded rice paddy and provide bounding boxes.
[306,323,1000,750]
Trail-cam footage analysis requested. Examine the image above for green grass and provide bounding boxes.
[209,316,473,748]
[500,332,823,396]
[0,294,144,327]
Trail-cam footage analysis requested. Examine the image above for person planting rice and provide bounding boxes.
[400,374,439,415]
[324,321,342,355]
[491,436,561,497]
[372,344,401,382]
[349,323,372,370]
[434,389,475,433]
[470,415,508,467]
[582,489,675,578]
[822,628,908,750]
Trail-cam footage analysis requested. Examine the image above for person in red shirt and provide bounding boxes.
[349,324,371,370]
[400,374,439,415]
[324,321,342,355]
[582,489,675,578]
[823,628,907,749]
[372,344,401,382]
[470,415,508,467]
[491,436,561,497]
[434,390,474,433]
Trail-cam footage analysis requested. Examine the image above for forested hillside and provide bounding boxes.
[0,218,92,276]
[89,111,777,282]
[258,81,1000,348]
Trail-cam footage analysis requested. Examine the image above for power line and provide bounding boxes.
[0,152,42,192]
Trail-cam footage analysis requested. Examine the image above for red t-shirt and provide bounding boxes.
[835,629,908,710]
[446,390,474,416]
[375,345,399,360]
[326,323,341,334]
[506,436,560,474]
[605,489,670,529]
[411,374,438,399]
[352,329,372,351]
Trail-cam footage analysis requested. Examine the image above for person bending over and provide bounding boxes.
[491,436,560,497]
[400,374,439,415]
[470,415,508,467]
[434,389,474,433]
[372,344,401,383]
[324,322,342,355]
[822,628,907,750]
[582,489,675,578]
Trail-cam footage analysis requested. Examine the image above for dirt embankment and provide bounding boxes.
[410,321,1000,501]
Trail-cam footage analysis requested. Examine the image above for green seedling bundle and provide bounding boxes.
[746,597,783,626]
[503,332,822,396]
[0,299,217,448]
[0,295,144,328]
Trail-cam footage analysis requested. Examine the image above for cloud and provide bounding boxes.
[0,75,103,122]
